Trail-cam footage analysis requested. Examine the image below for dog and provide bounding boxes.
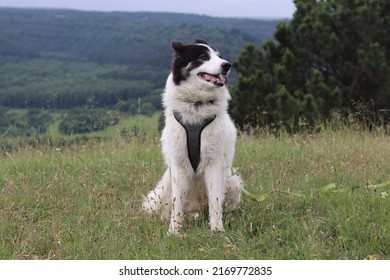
[142,39,243,234]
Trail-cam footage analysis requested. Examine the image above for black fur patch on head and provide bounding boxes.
[195,38,208,45]
[194,38,218,52]
[171,41,211,85]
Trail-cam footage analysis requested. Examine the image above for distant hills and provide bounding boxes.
[0,8,280,110]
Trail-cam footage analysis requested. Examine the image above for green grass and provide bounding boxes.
[0,116,389,259]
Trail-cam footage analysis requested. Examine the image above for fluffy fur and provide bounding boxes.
[142,39,243,234]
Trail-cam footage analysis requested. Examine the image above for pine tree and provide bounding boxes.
[230,0,390,131]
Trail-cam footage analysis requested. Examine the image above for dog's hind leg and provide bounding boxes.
[224,173,243,212]
[142,168,172,219]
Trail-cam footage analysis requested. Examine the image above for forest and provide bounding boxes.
[2,0,389,137]
[0,8,280,135]
[230,0,390,132]
[0,8,278,109]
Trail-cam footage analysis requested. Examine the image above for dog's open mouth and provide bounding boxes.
[198,72,225,87]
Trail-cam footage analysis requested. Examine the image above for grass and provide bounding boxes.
[0,115,389,259]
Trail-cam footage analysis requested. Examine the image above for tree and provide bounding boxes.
[26,109,53,133]
[58,108,120,135]
[231,0,390,131]
[0,108,53,136]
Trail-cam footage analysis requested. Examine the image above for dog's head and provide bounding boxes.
[171,39,231,88]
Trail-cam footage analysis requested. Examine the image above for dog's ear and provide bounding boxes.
[195,38,208,45]
[172,41,185,55]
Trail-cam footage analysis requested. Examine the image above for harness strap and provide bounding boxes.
[173,111,216,172]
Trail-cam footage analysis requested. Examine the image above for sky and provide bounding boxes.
[0,0,296,18]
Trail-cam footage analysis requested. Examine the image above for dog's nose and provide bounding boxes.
[221,62,231,74]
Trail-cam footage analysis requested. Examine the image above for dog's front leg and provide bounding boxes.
[168,167,189,235]
[205,166,226,232]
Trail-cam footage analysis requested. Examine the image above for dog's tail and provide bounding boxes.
[142,169,171,219]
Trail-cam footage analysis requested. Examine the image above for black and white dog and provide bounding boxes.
[142,39,243,234]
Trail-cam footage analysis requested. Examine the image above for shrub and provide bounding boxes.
[59,109,120,134]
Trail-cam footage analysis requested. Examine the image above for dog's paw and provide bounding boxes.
[190,212,200,221]
[168,220,183,235]
[167,227,181,236]
[210,224,225,233]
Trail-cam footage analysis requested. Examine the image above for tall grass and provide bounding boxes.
[0,115,389,259]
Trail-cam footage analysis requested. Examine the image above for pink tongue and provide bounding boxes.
[201,73,223,84]
[208,74,218,83]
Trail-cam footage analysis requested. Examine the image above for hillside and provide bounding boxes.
[1,116,389,259]
[0,8,280,110]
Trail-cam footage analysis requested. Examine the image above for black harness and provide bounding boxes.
[173,111,216,172]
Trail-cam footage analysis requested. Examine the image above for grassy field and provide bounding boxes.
[0,115,389,259]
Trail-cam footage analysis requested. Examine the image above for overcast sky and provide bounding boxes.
[0,0,296,18]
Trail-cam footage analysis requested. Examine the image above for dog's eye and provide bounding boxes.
[199,53,209,60]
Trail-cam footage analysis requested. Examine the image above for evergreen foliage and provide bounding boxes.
[0,8,278,110]
[231,0,390,131]
[58,108,120,135]
[0,106,53,136]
